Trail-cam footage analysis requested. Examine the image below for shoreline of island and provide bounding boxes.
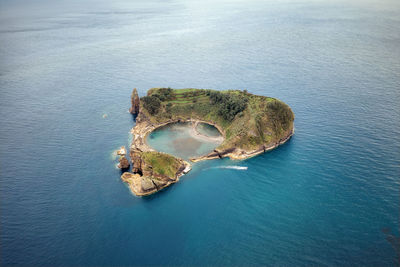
[122,116,292,196]
[133,117,293,163]
[120,88,295,197]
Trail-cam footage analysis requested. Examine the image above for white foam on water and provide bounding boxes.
[110,150,118,161]
[209,166,248,171]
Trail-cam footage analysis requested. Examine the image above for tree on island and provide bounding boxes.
[209,91,248,121]
[141,95,161,115]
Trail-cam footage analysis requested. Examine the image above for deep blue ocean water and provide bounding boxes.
[0,0,399,266]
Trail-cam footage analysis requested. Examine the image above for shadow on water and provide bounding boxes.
[119,166,130,175]
[131,113,138,122]
[139,182,178,201]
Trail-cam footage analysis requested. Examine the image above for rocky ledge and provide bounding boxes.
[121,158,190,196]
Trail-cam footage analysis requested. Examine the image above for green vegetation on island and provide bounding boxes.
[121,87,294,196]
[140,87,294,151]
[141,151,182,178]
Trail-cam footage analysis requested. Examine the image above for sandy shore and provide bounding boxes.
[188,121,224,144]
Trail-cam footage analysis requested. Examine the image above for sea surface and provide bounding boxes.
[0,0,399,266]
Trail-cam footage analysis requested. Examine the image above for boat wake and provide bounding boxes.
[210,166,248,170]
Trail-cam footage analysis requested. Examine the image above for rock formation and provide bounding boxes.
[122,150,191,196]
[117,146,126,156]
[129,88,140,115]
[121,172,156,196]
[129,150,143,174]
[118,156,130,169]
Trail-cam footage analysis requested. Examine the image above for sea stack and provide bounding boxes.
[129,88,140,115]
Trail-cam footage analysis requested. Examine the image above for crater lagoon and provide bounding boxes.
[147,122,223,160]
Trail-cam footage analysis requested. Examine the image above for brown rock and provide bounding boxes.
[140,177,156,191]
[121,172,158,196]
[142,166,153,178]
[121,172,137,182]
[129,88,140,115]
[152,178,167,188]
[117,146,126,156]
[118,156,130,169]
[130,150,143,174]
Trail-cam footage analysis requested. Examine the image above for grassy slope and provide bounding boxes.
[141,151,182,177]
[141,88,294,151]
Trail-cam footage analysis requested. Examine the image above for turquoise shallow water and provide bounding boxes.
[196,123,221,137]
[0,0,399,266]
[147,122,222,160]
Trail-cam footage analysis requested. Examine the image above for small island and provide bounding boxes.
[121,88,295,196]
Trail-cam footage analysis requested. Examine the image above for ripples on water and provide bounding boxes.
[0,0,399,266]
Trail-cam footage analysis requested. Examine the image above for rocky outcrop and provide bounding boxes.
[121,158,191,196]
[129,88,140,115]
[117,146,126,156]
[116,146,129,169]
[121,172,156,196]
[130,150,143,174]
[118,156,130,169]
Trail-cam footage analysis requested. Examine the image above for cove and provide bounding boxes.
[146,122,223,160]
